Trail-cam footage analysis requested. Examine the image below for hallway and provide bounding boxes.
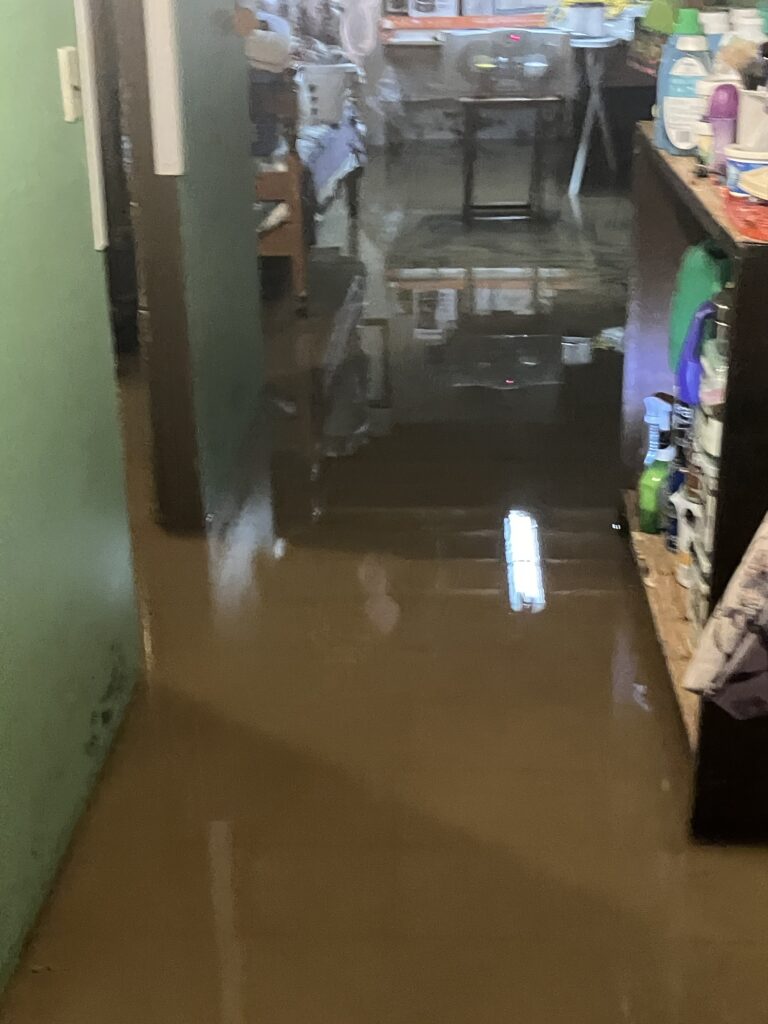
[4,152,768,1023]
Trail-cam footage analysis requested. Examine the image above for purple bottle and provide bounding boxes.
[708,84,739,176]
[677,300,716,406]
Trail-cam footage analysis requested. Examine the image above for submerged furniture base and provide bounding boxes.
[460,95,564,224]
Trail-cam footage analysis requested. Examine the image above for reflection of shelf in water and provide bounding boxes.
[387,267,584,318]
[624,491,700,750]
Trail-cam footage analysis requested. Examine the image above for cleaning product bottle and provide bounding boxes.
[643,393,673,466]
[656,8,712,154]
[677,299,716,405]
[669,488,702,585]
[655,19,681,149]
[639,397,677,533]
[668,244,730,371]
[663,464,686,550]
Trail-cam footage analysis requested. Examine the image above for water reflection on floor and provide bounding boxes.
[4,148,768,1024]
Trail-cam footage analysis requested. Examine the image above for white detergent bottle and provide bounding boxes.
[656,8,711,154]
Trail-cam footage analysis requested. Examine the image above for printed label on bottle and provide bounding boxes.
[663,56,707,150]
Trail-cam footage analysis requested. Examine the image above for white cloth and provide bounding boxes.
[686,512,768,720]
[244,13,292,73]
[340,0,379,61]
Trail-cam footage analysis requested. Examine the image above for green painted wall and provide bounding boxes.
[0,0,139,988]
[176,1,264,517]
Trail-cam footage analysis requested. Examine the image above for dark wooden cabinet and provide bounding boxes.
[624,123,768,841]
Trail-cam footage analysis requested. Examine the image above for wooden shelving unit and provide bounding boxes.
[623,124,768,840]
[623,491,698,749]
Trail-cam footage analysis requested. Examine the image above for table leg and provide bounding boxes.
[462,105,476,224]
[529,107,543,213]
[568,87,597,197]
[568,49,616,197]
[587,49,616,173]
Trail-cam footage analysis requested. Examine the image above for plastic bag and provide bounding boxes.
[685,513,768,720]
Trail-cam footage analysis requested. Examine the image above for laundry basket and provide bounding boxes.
[298,63,357,125]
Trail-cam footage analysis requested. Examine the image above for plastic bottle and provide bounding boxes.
[643,394,673,466]
[656,9,712,154]
[669,489,702,586]
[639,397,677,533]
[709,83,739,174]
[713,11,767,80]
[700,10,730,55]
[655,24,681,149]
[663,465,686,550]
[730,8,767,43]
[677,300,717,406]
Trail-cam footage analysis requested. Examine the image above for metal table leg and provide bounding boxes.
[587,48,616,174]
[528,106,544,212]
[462,104,477,224]
[568,47,616,197]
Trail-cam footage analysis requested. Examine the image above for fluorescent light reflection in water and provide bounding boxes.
[503,510,546,614]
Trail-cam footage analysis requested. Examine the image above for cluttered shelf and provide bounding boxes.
[627,86,768,836]
[636,122,768,255]
[624,490,700,749]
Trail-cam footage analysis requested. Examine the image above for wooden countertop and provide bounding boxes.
[636,122,768,257]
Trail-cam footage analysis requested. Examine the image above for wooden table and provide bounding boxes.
[460,94,564,224]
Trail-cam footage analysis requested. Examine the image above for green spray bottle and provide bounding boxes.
[639,397,677,533]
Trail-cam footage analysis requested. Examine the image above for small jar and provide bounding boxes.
[697,119,715,169]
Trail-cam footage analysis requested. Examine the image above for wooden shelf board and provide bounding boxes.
[624,490,700,750]
[636,122,768,257]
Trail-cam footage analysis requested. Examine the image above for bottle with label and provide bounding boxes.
[639,397,678,533]
[643,393,673,466]
[656,9,712,154]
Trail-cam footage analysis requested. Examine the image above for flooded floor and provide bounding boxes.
[4,148,768,1023]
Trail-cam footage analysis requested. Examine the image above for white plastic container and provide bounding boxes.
[697,118,715,167]
[730,8,766,33]
[737,86,768,149]
[700,10,730,34]
[727,11,767,44]
[694,405,723,459]
[298,63,356,125]
[670,490,703,588]
[566,2,606,36]
[725,143,768,194]
[700,10,731,53]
